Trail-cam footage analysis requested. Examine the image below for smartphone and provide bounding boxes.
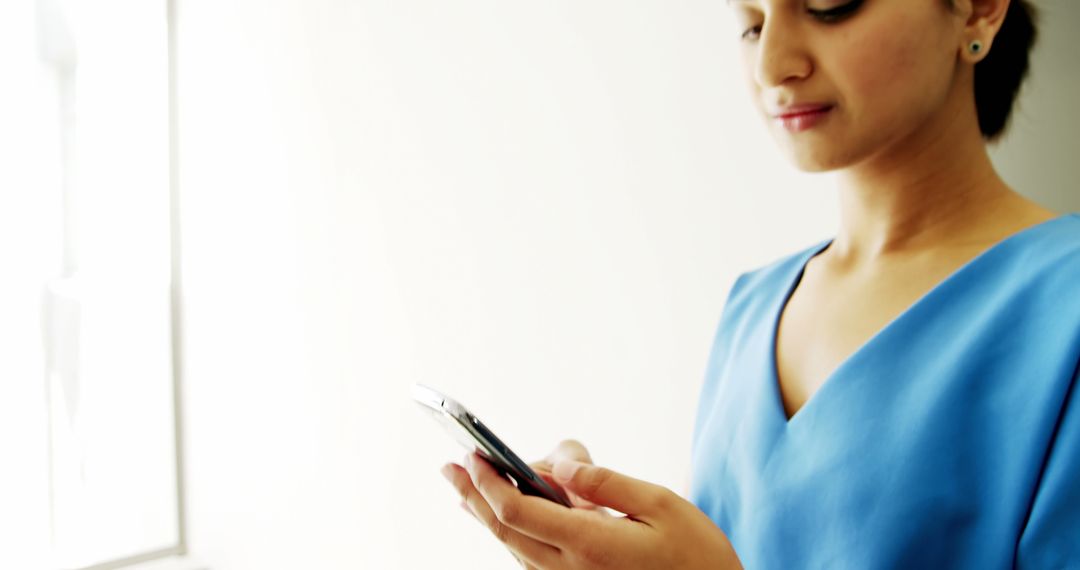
[412,384,573,508]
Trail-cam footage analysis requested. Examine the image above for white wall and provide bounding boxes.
[989,0,1080,213]
[174,1,1077,569]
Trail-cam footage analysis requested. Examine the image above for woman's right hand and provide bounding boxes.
[444,439,743,570]
[453,439,608,568]
[526,440,609,513]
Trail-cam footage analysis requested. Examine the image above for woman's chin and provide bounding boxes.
[783,149,845,173]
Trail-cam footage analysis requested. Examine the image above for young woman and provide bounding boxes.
[440,0,1079,567]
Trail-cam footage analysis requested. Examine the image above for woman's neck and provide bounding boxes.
[828,72,1046,266]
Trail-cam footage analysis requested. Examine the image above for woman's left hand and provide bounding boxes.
[441,452,743,569]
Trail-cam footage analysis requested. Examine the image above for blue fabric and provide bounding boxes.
[690,214,1080,569]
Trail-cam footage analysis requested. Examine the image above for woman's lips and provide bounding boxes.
[772,104,835,133]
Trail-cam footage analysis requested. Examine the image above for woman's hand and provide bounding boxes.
[523,440,606,512]
[441,440,743,569]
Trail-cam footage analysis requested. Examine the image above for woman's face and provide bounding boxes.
[729,0,966,172]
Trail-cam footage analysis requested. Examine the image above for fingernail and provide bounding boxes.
[440,464,453,481]
[553,460,581,483]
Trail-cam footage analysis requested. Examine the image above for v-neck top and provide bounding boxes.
[690,214,1080,569]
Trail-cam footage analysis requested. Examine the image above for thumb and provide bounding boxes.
[552,460,670,520]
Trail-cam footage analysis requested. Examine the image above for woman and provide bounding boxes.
[441,0,1079,567]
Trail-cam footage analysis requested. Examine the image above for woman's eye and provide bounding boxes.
[807,0,864,23]
[738,0,862,42]
[741,25,762,41]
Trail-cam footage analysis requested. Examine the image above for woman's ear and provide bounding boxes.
[958,0,1011,62]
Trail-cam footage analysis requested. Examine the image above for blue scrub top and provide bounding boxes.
[690,213,1080,569]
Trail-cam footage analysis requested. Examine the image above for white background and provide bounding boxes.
[171,0,1075,568]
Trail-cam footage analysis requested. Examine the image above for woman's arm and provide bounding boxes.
[1015,364,1080,568]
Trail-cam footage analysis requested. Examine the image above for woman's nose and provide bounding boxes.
[754,24,813,88]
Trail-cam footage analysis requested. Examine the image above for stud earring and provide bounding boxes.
[969,40,984,55]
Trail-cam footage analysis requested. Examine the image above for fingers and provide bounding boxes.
[442,462,561,569]
[553,460,673,524]
[460,498,534,569]
[529,440,602,510]
[530,467,605,511]
[464,452,597,548]
[532,439,593,474]
[548,439,594,466]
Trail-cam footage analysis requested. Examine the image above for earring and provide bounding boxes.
[969,40,984,55]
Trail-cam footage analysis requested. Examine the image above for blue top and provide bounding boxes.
[690,213,1080,569]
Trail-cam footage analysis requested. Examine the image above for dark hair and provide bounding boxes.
[964,0,1040,141]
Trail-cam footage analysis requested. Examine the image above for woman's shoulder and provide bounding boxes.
[992,212,1080,291]
[1011,211,1080,249]
[725,240,829,304]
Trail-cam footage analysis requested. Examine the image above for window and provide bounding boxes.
[0,0,185,568]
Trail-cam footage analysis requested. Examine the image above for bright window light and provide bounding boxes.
[0,0,179,568]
